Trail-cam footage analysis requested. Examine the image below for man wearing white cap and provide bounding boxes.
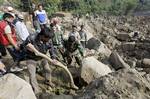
[14,14,29,41]
[0,13,23,72]
[0,7,15,58]
[0,13,17,49]
[34,4,49,29]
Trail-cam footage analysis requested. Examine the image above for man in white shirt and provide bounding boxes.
[15,14,29,41]
[79,24,87,48]
[68,25,80,41]
[34,4,48,28]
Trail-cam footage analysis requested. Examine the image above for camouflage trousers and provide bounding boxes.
[64,50,82,66]
[54,45,65,62]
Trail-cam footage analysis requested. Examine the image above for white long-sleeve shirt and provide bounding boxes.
[15,21,29,41]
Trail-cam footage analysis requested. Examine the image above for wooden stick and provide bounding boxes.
[27,44,78,90]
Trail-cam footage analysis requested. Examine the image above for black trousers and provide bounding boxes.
[0,44,7,56]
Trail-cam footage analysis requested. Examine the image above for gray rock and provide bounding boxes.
[142,58,150,68]
[50,95,73,99]
[79,69,150,99]
[116,25,129,32]
[117,33,131,41]
[86,38,112,59]
[104,36,121,49]
[39,94,73,99]
[145,74,150,83]
[121,42,136,51]
[0,73,36,99]
[81,57,112,84]
[126,58,137,68]
[98,42,112,58]
[86,37,101,50]
[109,51,130,70]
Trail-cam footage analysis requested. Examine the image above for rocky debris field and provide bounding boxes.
[1,13,150,99]
[79,69,150,99]
[67,15,150,99]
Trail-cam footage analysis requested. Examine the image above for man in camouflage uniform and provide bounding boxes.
[63,36,84,66]
[50,22,65,62]
[79,24,87,48]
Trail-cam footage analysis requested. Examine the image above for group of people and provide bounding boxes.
[0,4,87,94]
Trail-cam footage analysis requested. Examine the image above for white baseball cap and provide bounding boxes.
[3,12,15,19]
[7,6,14,12]
[18,14,24,19]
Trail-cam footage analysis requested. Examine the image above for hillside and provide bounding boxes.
[1,0,150,99]
[1,0,150,16]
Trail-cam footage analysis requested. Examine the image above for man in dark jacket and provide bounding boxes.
[23,27,56,94]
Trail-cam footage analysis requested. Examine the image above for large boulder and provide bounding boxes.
[79,69,150,99]
[121,42,136,51]
[98,41,112,58]
[86,37,101,50]
[117,33,131,41]
[0,73,36,99]
[142,58,150,68]
[39,94,74,99]
[103,35,121,49]
[81,57,112,84]
[109,51,130,70]
[86,38,112,58]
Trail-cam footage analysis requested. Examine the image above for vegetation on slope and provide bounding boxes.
[1,0,150,16]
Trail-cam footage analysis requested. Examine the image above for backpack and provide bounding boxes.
[0,20,17,46]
